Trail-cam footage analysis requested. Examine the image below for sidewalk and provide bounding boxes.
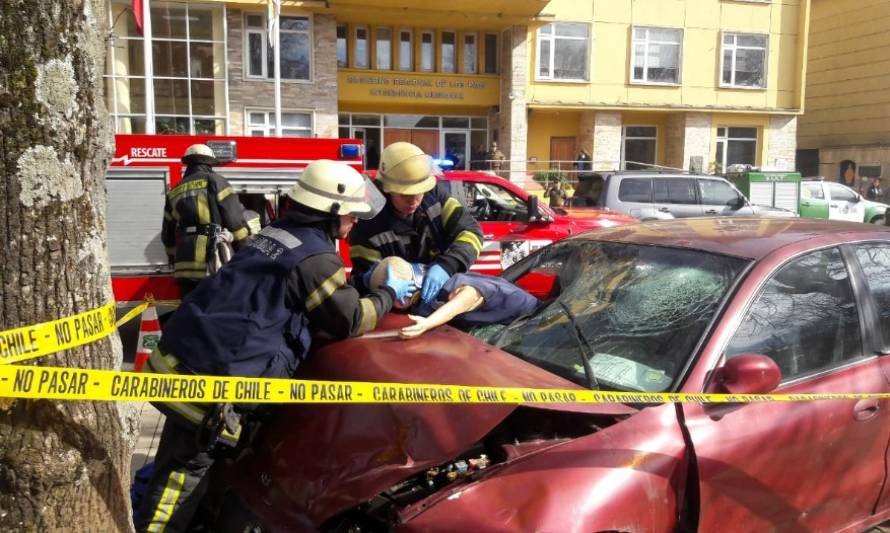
[130,402,165,481]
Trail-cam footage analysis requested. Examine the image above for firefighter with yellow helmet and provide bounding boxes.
[136,160,416,533]
[161,144,260,296]
[349,142,484,304]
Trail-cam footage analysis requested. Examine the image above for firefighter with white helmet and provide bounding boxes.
[136,160,414,533]
[161,143,259,296]
[349,142,483,304]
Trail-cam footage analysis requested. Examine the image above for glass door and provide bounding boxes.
[441,130,470,170]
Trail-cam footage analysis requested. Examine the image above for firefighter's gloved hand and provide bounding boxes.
[383,265,416,304]
[421,264,449,304]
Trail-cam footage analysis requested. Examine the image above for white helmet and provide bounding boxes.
[287,160,385,220]
[182,143,219,166]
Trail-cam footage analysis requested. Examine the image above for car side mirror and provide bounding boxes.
[527,194,542,222]
[854,194,862,203]
[715,353,781,395]
[730,196,746,209]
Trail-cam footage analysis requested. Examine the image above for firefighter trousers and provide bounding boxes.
[135,418,214,533]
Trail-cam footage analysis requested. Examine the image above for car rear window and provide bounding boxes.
[618,178,652,203]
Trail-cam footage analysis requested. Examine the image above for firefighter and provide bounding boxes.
[349,142,484,305]
[135,160,415,533]
[161,144,259,297]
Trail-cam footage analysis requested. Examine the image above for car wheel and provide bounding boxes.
[871,216,885,225]
[212,491,266,533]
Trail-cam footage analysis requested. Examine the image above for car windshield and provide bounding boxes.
[484,240,750,392]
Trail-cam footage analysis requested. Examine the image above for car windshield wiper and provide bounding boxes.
[557,300,600,391]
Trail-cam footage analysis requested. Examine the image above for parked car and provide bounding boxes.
[567,171,796,221]
[800,178,889,224]
[228,217,890,533]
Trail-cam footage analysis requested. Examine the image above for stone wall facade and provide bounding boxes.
[592,112,621,171]
[498,25,529,183]
[766,115,797,171]
[683,113,712,173]
[226,10,338,138]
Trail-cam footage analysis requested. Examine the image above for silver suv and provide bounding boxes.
[569,172,796,221]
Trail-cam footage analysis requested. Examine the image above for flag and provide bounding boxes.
[267,0,281,48]
[133,0,144,35]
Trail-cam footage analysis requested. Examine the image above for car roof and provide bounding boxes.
[573,217,890,260]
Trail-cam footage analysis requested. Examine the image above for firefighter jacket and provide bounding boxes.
[349,182,483,293]
[149,215,394,430]
[161,164,252,281]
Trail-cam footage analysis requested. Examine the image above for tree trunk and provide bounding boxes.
[0,1,139,531]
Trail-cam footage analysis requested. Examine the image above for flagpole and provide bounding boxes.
[273,2,282,138]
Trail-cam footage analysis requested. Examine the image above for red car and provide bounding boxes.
[230,217,890,532]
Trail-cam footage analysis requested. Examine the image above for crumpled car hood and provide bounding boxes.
[230,314,635,531]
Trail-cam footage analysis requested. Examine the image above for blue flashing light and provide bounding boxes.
[434,158,455,168]
[340,144,362,159]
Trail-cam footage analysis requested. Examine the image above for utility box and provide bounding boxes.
[728,171,802,214]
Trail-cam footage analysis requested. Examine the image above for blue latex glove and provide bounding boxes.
[383,265,417,304]
[421,264,449,304]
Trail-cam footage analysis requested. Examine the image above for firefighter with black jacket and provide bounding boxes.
[161,144,258,296]
[349,142,484,304]
[136,160,416,533]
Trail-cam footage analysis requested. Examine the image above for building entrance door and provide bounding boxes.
[550,136,577,171]
[442,130,470,170]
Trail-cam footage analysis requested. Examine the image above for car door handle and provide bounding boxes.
[483,234,494,240]
[657,207,670,213]
[854,399,880,421]
[801,201,811,207]
[830,204,839,208]
[705,209,718,215]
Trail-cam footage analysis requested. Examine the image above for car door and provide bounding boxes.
[685,246,890,532]
[826,183,866,222]
[799,182,829,219]
[698,178,753,217]
[653,177,703,217]
[614,177,658,218]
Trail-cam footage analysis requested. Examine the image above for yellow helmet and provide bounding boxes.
[287,160,385,219]
[378,142,439,195]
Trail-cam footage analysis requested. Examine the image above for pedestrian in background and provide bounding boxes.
[866,177,883,201]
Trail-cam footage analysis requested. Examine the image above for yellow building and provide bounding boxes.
[524,0,809,179]
[104,0,808,179]
[797,0,888,190]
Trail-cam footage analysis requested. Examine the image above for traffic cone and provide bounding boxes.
[134,301,161,372]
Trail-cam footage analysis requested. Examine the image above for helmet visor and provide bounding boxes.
[344,176,387,220]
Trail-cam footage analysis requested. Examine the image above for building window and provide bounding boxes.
[399,30,413,71]
[336,24,348,68]
[537,23,589,81]
[484,33,498,74]
[441,31,456,73]
[245,13,311,80]
[622,126,658,170]
[721,33,767,88]
[152,2,228,134]
[375,27,392,70]
[632,27,682,84]
[716,127,758,171]
[421,31,434,72]
[105,0,148,133]
[354,26,369,68]
[246,109,312,137]
[462,33,477,74]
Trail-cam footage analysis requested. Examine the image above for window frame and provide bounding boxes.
[440,30,457,73]
[336,24,348,68]
[398,28,413,72]
[715,126,759,170]
[631,26,683,86]
[535,22,590,82]
[720,31,769,89]
[353,25,370,69]
[621,125,658,170]
[420,30,435,72]
[245,107,314,137]
[484,32,499,74]
[462,32,478,74]
[374,26,393,70]
[243,11,313,82]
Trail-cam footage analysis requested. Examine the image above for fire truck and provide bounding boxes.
[107,134,363,305]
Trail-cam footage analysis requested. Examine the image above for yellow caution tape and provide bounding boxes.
[2,364,890,404]
[0,302,149,366]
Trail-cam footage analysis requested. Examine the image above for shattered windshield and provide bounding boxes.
[483,241,749,392]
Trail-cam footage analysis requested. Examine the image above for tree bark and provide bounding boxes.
[0,1,139,531]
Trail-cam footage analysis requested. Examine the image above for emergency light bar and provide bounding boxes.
[340,144,362,159]
[434,159,455,168]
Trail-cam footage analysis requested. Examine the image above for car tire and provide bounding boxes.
[212,491,266,533]
[871,216,885,225]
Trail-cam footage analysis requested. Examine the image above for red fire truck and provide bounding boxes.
[107,134,363,304]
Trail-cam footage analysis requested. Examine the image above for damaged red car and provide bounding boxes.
[226,218,890,532]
